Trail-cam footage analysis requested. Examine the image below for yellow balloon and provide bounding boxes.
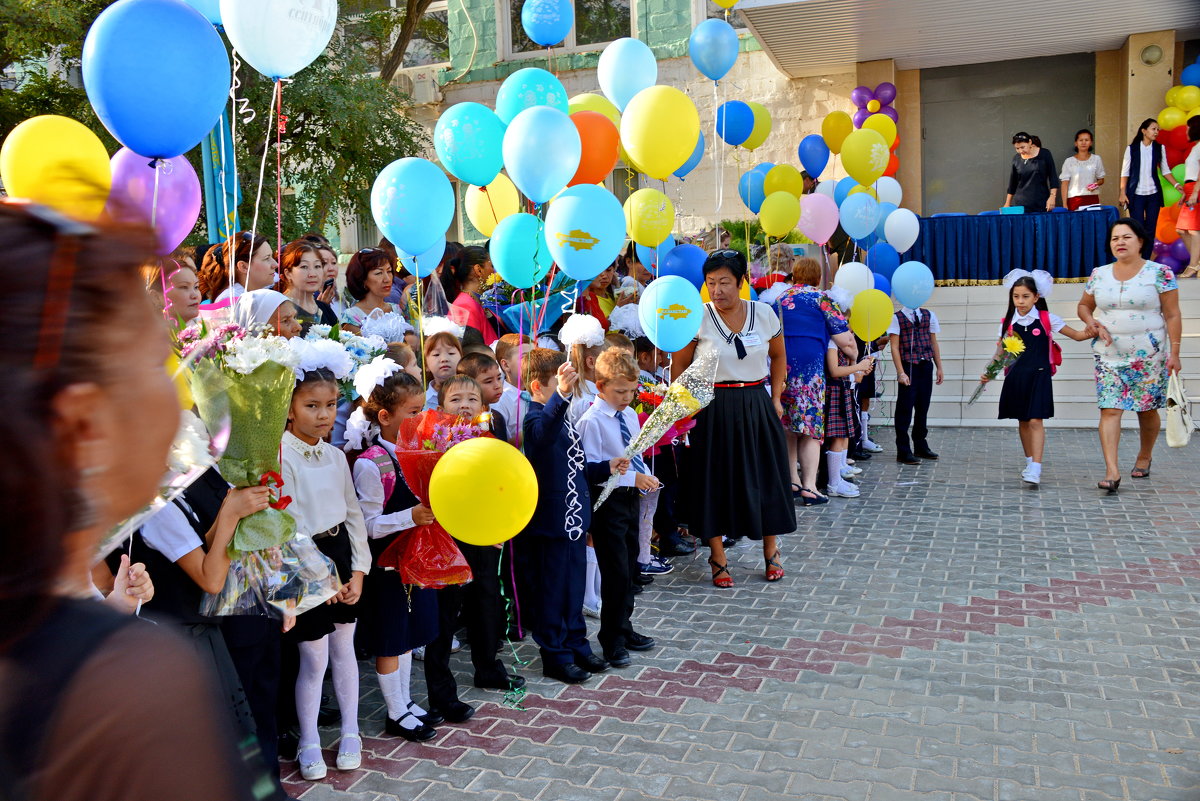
[741,102,772,151]
[713,0,738,8]
[618,142,647,174]
[620,86,700,181]
[841,128,890,186]
[847,184,878,199]
[1158,106,1186,131]
[624,188,675,247]
[1166,86,1183,109]
[569,92,621,128]
[821,111,854,154]
[701,280,751,302]
[862,112,897,147]
[0,115,111,220]
[465,173,519,237]
[759,191,800,237]
[866,99,881,113]
[763,164,804,197]
[429,437,538,546]
[849,288,893,341]
[1174,85,1200,112]
[1188,106,1200,124]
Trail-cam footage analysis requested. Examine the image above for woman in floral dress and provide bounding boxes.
[776,257,859,504]
[1077,218,1182,492]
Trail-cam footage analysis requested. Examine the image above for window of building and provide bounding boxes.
[346,0,450,74]
[691,0,745,31]
[499,0,633,60]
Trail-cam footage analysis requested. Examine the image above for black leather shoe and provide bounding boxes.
[475,673,526,691]
[633,573,654,586]
[632,583,644,595]
[278,728,299,762]
[915,448,939,460]
[543,662,590,684]
[385,713,438,741]
[625,632,655,651]
[658,540,696,557]
[897,452,920,465]
[849,449,872,460]
[575,653,609,672]
[435,701,476,724]
[408,701,443,726]
[605,648,632,667]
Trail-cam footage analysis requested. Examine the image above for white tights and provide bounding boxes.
[296,622,359,759]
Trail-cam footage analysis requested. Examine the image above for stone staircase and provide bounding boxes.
[867,282,1200,429]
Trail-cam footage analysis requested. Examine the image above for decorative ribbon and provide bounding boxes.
[259,471,292,510]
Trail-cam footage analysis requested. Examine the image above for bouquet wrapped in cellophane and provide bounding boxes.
[593,349,718,510]
[968,331,1026,405]
[181,322,341,617]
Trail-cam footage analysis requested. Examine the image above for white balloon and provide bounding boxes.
[883,207,920,252]
[876,176,902,206]
[814,180,837,200]
[220,0,337,80]
[833,261,873,297]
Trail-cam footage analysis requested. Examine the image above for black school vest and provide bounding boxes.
[1127,142,1165,201]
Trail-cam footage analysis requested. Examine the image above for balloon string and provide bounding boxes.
[150,161,161,230]
[275,80,284,263]
[482,186,498,234]
[497,542,528,710]
[417,282,427,395]
[249,80,278,253]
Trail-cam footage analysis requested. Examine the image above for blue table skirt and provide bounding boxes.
[904,207,1119,284]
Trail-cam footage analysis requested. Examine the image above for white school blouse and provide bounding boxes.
[1059,154,1105,198]
[692,300,782,383]
[350,438,418,539]
[280,432,371,573]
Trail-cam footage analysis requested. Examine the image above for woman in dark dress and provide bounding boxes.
[1004,132,1058,212]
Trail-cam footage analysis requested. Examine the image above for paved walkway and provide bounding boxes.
[288,427,1200,801]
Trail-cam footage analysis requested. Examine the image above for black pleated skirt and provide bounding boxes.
[681,384,797,542]
[998,363,1054,421]
[289,530,358,643]
[361,568,439,657]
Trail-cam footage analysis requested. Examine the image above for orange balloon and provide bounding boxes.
[883,153,900,177]
[1157,203,1180,244]
[568,111,619,187]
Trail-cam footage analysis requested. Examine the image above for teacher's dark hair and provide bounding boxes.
[1187,115,1200,144]
[1012,132,1032,144]
[1107,217,1148,256]
[1130,118,1158,148]
[1073,128,1094,154]
[703,249,748,284]
[345,247,396,301]
[440,245,489,303]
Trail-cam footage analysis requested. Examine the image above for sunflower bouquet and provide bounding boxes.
[968,332,1026,405]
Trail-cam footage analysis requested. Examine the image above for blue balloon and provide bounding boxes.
[492,213,553,289]
[797,134,829,177]
[598,37,657,111]
[639,276,704,352]
[434,102,506,187]
[839,193,880,241]
[716,101,754,146]
[521,0,573,47]
[865,242,900,280]
[688,19,738,82]
[738,168,766,214]
[82,0,230,159]
[660,243,705,289]
[753,162,775,176]
[674,131,705,180]
[1182,62,1200,88]
[874,201,898,239]
[544,184,627,282]
[892,260,935,308]
[398,236,447,279]
[502,106,581,203]
[371,158,455,256]
[871,272,891,298]
[182,0,220,24]
[495,67,568,125]
[834,176,858,206]
[636,234,675,275]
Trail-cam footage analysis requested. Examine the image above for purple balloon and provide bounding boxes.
[879,105,899,123]
[875,82,897,105]
[852,108,871,129]
[1169,238,1190,262]
[107,147,201,254]
[1159,255,1183,274]
[1152,239,1168,256]
[850,85,875,108]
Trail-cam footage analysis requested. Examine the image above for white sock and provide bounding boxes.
[1029,461,1042,474]
[825,450,842,488]
[584,546,601,609]
[328,623,359,740]
[296,636,330,757]
[376,670,406,721]
[860,411,870,438]
[1026,456,1033,466]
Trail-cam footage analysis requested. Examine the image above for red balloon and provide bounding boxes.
[567,111,619,187]
[883,153,900,177]
[1159,125,1189,151]
[890,133,900,152]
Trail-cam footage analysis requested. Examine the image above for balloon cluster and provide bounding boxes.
[1149,59,1200,244]
[1152,238,1192,276]
[850,83,898,128]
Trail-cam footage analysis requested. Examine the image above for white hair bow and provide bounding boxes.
[353,356,402,402]
[1001,269,1054,299]
[559,313,605,348]
[343,407,379,452]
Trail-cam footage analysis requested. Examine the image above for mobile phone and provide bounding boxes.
[323,278,335,289]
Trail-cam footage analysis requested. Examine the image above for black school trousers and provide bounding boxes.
[894,359,934,454]
[589,487,639,655]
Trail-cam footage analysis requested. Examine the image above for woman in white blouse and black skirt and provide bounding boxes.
[672,250,796,589]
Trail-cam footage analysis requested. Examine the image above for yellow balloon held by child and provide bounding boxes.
[428,437,539,546]
[465,173,519,237]
[849,288,893,341]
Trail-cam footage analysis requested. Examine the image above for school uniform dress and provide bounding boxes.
[887,307,939,456]
[822,342,857,438]
[778,285,850,438]
[683,300,796,543]
[997,310,1063,421]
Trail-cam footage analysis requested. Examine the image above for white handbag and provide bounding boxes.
[1166,372,1194,448]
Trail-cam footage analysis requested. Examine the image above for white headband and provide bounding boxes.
[288,337,355,381]
[343,407,379,452]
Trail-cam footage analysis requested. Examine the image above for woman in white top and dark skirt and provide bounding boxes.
[1059,129,1105,210]
[672,250,796,589]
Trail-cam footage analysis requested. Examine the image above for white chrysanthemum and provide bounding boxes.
[305,324,333,341]
[343,407,378,452]
[421,316,464,339]
[290,337,355,380]
[559,313,605,347]
[167,410,214,475]
[354,356,402,401]
[361,312,414,343]
[607,304,643,339]
[224,334,301,375]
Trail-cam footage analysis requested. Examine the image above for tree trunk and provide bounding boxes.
[379,0,436,84]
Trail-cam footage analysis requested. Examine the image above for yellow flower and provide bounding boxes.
[1001,334,1025,355]
[665,384,702,414]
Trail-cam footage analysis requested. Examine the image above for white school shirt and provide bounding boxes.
[1005,309,1065,336]
[1120,143,1171,195]
[1186,142,1200,183]
[577,397,645,488]
[567,379,598,426]
[350,438,417,539]
[424,384,439,411]
[692,300,782,383]
[493,381,520,442]
[885,307,941,336]
[141,502,205,563]
[280,432,371,573]
[1059,154,1106,198]
[214,282,245,304]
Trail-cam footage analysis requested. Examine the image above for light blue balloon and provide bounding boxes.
[797,134,829,177]
[492,213,553,289]
[753,162,775,176]
[434,102,506,187]
[638,276,704,352]
[688,18,738,82]
[874,201,898,239]
[502,106,581,204]
[892,260,935,308]
[82,0,230,159]
[738,169,766,214]
[183,0,220,24]
[636,234,675,275]
[834,176,858,206]
[597,37,657,111]
[521,0,573,47]
[674,131,705,180]
[398,236,447,279]
[371,158,455,256]
[544,184,627,282]
[872,272,891,298]
[495,67,568,125]
[839,192,880,241]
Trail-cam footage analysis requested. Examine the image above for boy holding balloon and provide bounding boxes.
[888,306,944,465]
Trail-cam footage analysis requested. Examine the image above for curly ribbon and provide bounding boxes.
[497,540,529,710]
[259,471,293,510]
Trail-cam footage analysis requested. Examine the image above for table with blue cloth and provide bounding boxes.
[904,207,1119,284]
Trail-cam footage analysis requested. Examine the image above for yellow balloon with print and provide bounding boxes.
[849,288,893,341]
[1158,106,1186,131]
[701,280,751,302]
[841,128,890,186]
[821,111,854,154]
[741,101,772,151]
[569,92,621,128]
[0,115,111,220]
[465,173,520,237]
[862,112,897,147]
[620,86,701,181]
[428,437,538,546]
[759,191,800,237]
[763,164,804,197]
[624,187,675,247]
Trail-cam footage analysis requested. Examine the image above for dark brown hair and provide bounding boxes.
[1187,115,1200,144]
[345,247,396,301]
[458,351,500,378]
[277,240,323,293]
[604,330,634,352]
[361,371,422,426]
[437,374,481,407]
[422,331,463,382]
[197,231,269,300]
[440,245,490,302]
[520,347,565,388]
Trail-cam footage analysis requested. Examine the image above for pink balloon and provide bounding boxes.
[107,147,201,254]
[799,193,839,245]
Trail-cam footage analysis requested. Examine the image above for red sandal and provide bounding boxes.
[708,557,734,588]
[765,551,784,582]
